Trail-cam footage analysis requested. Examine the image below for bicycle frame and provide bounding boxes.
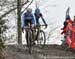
[35,27,40,39]
[24,23,33,54]
[35,25,45,40]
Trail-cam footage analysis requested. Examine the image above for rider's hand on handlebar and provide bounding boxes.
[45,24,48,29]
[22,28,24,33]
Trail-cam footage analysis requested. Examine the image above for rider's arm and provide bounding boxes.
[40,13,47,26]
[61,28,66,34]
[62,21,67,30]
[32,14,36,26]
[21,13,25,29]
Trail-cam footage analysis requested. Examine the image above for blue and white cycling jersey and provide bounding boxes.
[21,12,36,28]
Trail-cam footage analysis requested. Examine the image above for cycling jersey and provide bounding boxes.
[21,12,36,28]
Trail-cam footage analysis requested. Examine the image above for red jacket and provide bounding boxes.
[61,19,73,34]
[68,19,73,23]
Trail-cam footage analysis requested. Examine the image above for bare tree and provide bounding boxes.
[0,0,34,45]
[17,0,22,45]
[0,0,29,20]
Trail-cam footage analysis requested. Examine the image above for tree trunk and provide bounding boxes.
[0,49,4,59]
[0,0,29,20]
[17,0,22,45]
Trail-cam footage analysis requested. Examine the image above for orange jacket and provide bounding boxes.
[61,20,73,34]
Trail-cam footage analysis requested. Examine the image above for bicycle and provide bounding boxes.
[25,23,34,54]
[25,24,46,54]
[34,25,46,49]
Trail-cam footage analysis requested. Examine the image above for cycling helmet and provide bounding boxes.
[35,8,40,14]
[26,8,32,13]
[66,15,70,20]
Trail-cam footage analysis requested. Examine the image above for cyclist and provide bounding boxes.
[21,8,36,45]
[33,8,47,42]
[34,8,47,28]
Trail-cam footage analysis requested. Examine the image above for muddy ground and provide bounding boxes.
[0,45,75,59]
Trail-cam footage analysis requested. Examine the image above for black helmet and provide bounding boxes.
[35,8,40,14]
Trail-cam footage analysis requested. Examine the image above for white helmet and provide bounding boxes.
[26,8,32,13]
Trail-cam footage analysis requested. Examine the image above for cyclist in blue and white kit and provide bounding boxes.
[21,8,36,45]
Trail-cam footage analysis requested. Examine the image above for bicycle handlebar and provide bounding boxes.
[24,24,46,29]
[36,25,46,26]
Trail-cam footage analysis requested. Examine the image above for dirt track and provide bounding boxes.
[1,45,75,59]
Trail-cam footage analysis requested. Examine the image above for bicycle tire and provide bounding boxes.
[27,29,33,54]
[37,30,46,49]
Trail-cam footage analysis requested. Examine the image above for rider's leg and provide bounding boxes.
[35,26,40,41]
[35,29,39,41]
[25,29,28,46]
[31,28,36,45]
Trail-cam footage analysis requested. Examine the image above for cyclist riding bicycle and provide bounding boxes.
[21,8,36,45]
[34,8,47,28]
[33,8,47,43]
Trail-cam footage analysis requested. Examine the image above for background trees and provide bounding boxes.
[0,0,28,47]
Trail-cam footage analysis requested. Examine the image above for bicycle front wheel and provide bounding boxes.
[27,30,33,54]
[37,30,46,49]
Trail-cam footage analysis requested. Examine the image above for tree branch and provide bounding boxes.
[21,0,33,13]
[0,0,29,19]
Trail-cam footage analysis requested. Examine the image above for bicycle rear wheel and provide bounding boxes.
[37,30,46,49]
[27,30,33,54]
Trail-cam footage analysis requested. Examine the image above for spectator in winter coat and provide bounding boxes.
[61,15,72,35]
[61,15,73,44]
